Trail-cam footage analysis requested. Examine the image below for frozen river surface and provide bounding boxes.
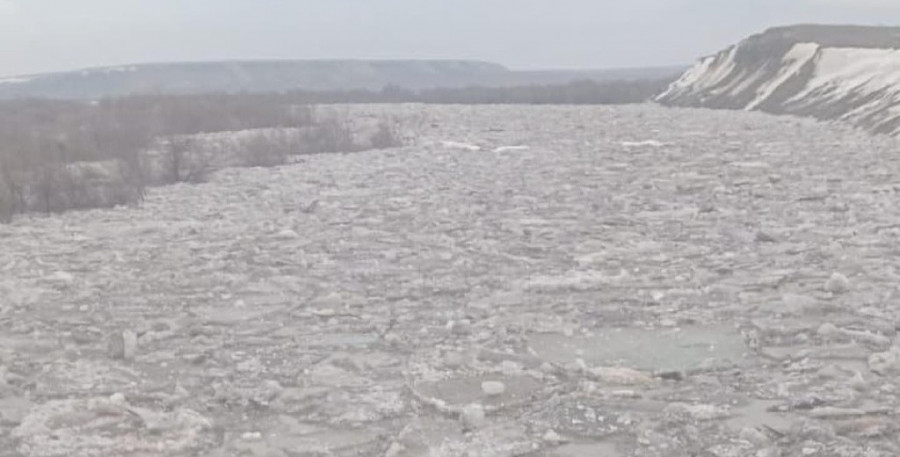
[2,104,900,456]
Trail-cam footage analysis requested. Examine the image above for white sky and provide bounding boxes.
[1,0,899,77]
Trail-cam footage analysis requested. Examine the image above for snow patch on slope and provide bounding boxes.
[659,42,821,110]
[659,56,716,100]
[658,31,900,135]
[786,46,900,133]
[659,47,739,100]
[790,47,900,104]
[746,43,820,110]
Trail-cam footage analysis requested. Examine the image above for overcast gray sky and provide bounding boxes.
[1,0,899,77]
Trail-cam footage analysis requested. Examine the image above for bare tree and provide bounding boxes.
[162,137,211,184]
[0,91,409,221]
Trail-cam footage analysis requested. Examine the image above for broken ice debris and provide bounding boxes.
[481,381,507,397]
[461,403,487,429]
[824,272,850,294]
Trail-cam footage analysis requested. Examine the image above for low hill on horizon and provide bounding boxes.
[0,59,684,100]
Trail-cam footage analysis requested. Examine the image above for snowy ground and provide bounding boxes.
[2,104,900,456]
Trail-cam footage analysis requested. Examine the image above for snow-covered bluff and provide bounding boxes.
[657,25,900,135]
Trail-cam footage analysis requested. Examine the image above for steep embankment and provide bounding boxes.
[657,25,900,135]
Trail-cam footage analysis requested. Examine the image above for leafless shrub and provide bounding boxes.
[368,120,404,150]
[300,117,358,154]
[160,137,213,184]
[1,160,138,215]
[288,104,316,127]
[0,158,26,221]
[400,111,430,145]
[237,131,298,167]
[32,163,68,214]
[0,178,13,223]
[118,150,148,204]
[0,93,407,222]
[62,160,142,210]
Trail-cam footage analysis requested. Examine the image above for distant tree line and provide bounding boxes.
[0,77,668,221]
[0,93,397,221]
[277,78,671,105]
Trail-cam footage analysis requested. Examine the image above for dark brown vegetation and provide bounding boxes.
[0,94,401,222]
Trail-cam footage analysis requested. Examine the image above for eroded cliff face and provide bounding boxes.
[657,25,900,135]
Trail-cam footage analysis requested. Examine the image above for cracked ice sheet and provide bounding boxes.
[2,104,900,456]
